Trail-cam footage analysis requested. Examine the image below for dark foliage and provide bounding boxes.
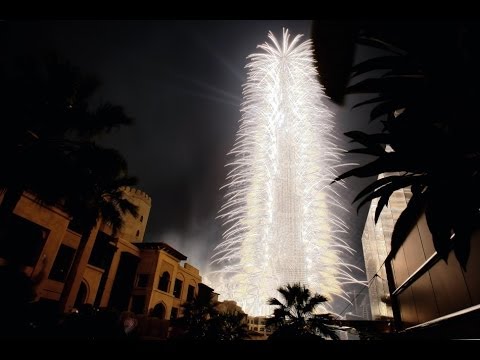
[0,54,139,313]
[173,292,249,340]
[267,283,340,340]
[314,21,480,268]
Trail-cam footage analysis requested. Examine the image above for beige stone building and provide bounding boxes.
[0,187,203,320]
[246,315,273,339]
[130,242,201,320]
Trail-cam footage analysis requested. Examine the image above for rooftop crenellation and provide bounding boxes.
[121,186,152,204]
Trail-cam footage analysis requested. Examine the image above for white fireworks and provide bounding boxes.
[208,29,361,316]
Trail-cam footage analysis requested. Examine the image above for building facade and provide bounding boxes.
[361,174,480,337]
[246,316,273,339]
[361,172,411,320]
[130,242,201,320]
[387,211,480,336]
[0,187,204,321]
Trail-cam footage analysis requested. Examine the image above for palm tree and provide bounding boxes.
[266,283,339,340]
[0,54,133,244]
[313,21,480,269]
[0,55,137,311]
[175,292,219,339]
[209,311,249,341]
[58,144,138,311]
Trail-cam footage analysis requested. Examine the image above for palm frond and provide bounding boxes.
[267,297,283,307]
[356,36,407,56]
[115,197,139,218]
[268,283,334,339]
[99,200,125,234]
[351,55,407,78]
[390,192,426,258]
[304,294,328,314]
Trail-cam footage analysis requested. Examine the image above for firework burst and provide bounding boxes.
[208,29,362,316]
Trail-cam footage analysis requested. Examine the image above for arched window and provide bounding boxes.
[173,278,183,299]
[140,216,144,222]
[187,284,196,302]
[158,271,170,292]
[151,303,166,319]
[136,230,140,237]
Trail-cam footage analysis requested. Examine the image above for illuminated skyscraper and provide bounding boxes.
[208,29,360,316]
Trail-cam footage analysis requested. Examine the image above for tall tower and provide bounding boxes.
[209,29,358,316]
[119,187,152,243]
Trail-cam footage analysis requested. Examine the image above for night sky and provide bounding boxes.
[2,20,380,313]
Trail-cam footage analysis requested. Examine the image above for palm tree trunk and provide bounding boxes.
[58,226,93,312]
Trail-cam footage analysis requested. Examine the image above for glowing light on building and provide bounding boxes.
[208,29,361,316]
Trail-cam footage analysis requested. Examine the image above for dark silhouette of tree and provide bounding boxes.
[209,311,249,341]
[174,291,219,339]
[174,292,249,340]
[0,54,138,314]
[59,144,138,311]
[313,21,480,268]
[0,220,49,337]
[0,253,41,337]
[0,54,133,248]
[266,283,339,340]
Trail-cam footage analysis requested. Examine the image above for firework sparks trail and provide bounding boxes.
[207,29,363,316]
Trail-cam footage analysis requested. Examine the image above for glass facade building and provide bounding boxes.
[388,212,480,330]
[361,172,411,320]
[362,169,480,336]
